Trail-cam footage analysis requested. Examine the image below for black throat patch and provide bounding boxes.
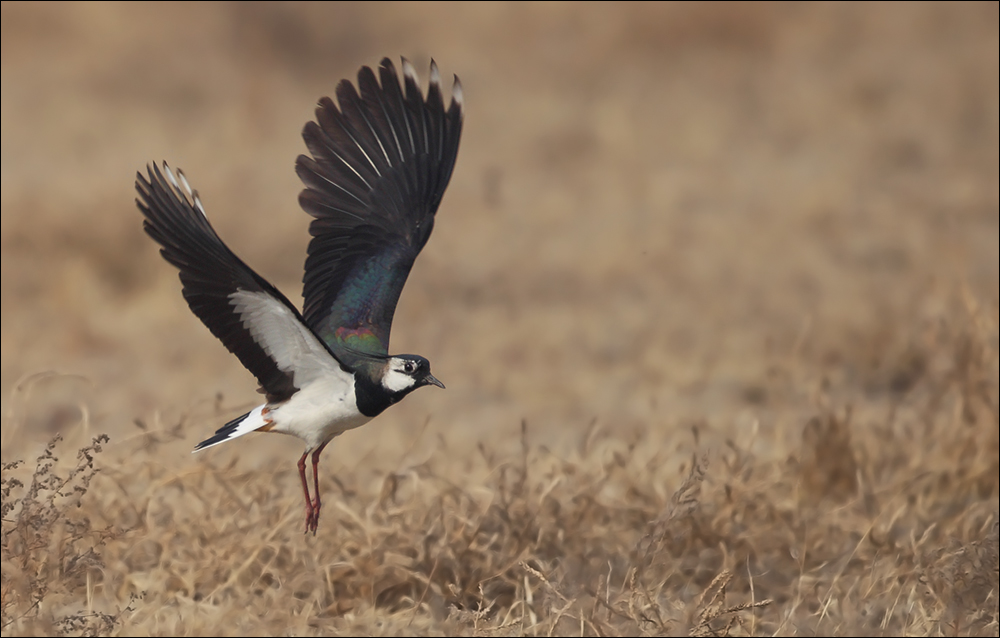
[353,375,400,418]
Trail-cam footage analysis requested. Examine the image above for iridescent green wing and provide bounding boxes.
[296,58,463,365]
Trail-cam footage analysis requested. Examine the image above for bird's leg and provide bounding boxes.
[297,450,314,534]
[307,441,329,535]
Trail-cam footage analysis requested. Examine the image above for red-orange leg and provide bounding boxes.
[297,450,314,534]
[307,441,329,535]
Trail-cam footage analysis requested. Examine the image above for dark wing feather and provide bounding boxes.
[136,163,309,402]
[297,58,463,362]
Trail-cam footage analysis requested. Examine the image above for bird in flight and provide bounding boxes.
[135,58,463,534]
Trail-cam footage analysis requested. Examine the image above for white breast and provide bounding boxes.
[268,371,372,450]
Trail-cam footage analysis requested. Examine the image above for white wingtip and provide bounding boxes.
[401,57,419,88]
[163,162,181,191]
[429,59,441,88]
[177,168,193,197]
[451,76,464,109]
[160,163,207,217]
[192,192,206,217]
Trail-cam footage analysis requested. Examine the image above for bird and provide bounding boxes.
[135,57,463,534]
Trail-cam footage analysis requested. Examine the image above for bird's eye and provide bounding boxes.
[403,361,415,374]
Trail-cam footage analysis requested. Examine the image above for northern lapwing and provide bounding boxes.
[135,58,462,534]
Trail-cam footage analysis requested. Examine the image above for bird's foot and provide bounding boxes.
[304,499,321,535]
[303,504,316,535]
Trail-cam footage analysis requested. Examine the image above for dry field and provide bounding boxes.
[2,3,998,635]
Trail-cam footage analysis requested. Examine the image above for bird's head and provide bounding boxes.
[380,355,445,396]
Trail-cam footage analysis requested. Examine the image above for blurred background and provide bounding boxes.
[2,2,997,461]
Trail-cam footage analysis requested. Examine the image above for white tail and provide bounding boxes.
[193,404,270,452]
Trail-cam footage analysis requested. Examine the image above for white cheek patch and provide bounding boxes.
[382,368,416,393]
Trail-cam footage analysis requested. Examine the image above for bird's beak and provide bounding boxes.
[424,374,445,389]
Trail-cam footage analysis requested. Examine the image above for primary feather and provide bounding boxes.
[297,57,463,366]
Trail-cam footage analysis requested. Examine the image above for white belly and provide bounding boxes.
[268,375,372,450]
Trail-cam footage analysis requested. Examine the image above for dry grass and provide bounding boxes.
[3,299,997,635]
[2,3,998,636]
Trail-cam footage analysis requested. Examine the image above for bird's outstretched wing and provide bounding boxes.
[136,163,343,403]
[296,57,463,363]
